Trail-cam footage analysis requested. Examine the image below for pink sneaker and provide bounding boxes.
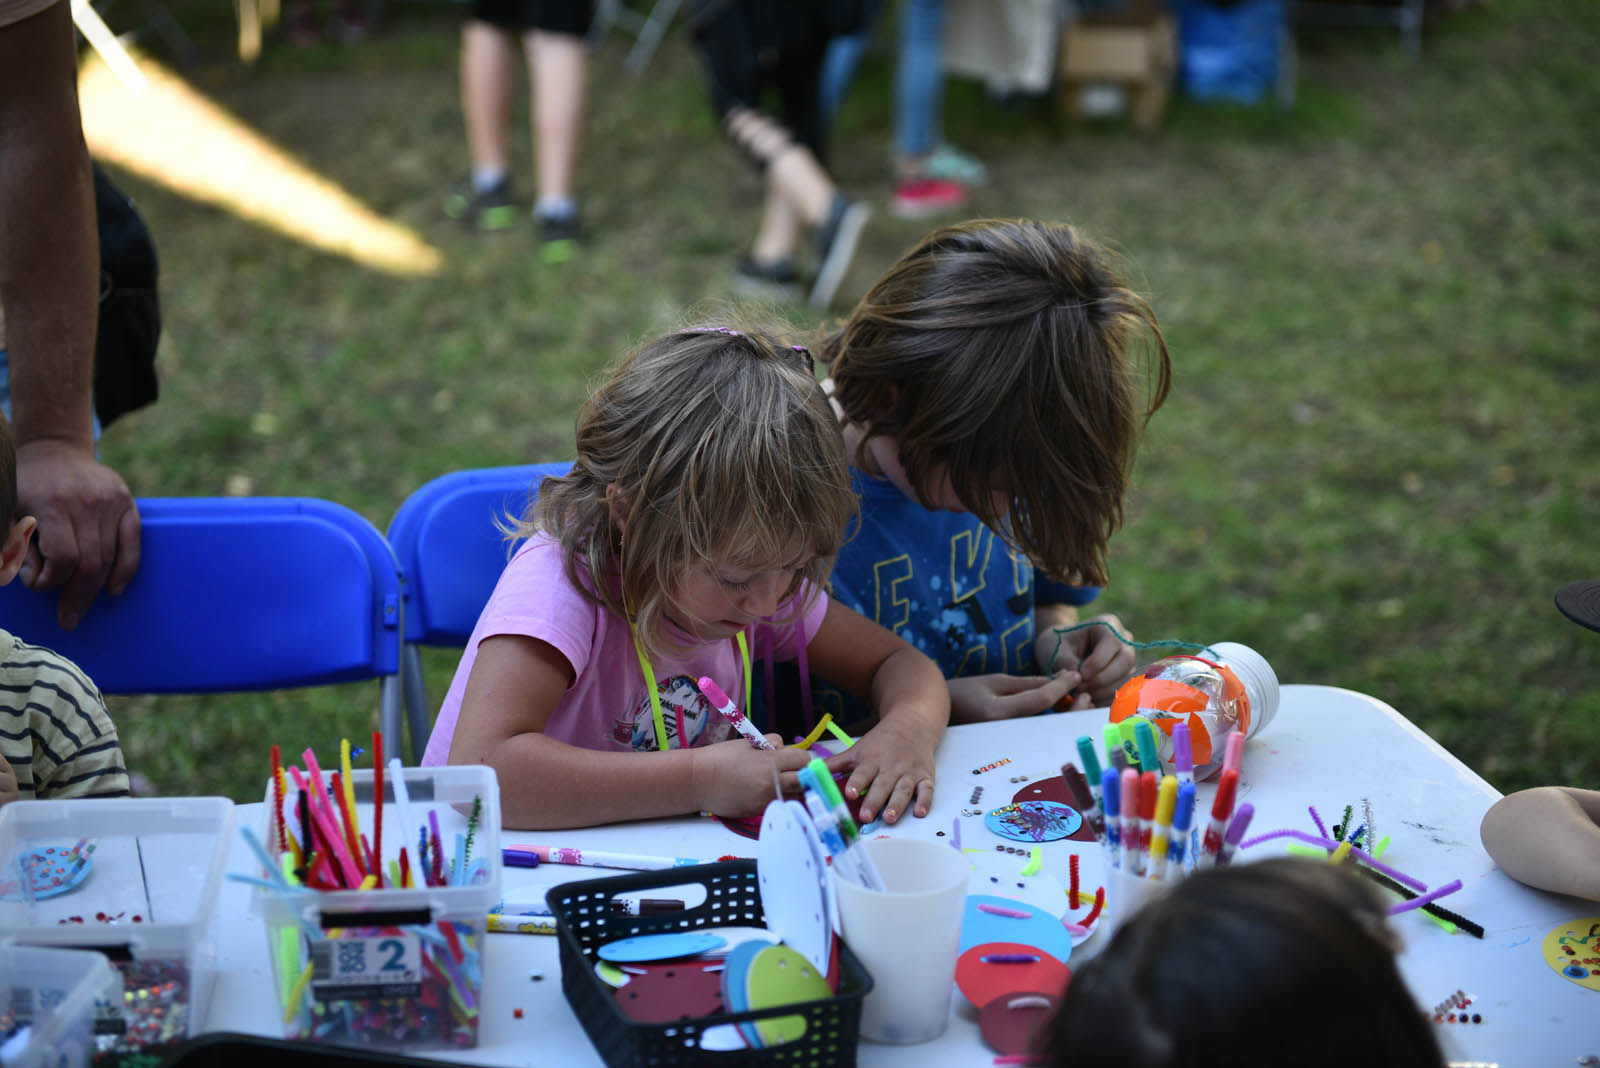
[890,177,968,219]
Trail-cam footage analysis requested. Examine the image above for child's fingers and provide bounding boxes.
[876,775,921,825]
[912,776,935,818]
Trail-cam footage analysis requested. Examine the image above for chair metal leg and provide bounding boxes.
[379,674,404,767]
[401,644,432,765]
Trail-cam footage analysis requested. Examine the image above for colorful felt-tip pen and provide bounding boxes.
[1197,768,1240,870]
[1172,721,1194,787]
[696,676,775,750]
[1216,802,1254,868]
[1168,781,1197,872]
[1119,720,1142,769]
[486,913,557,935]
[1135,719,1161,775]
[1138,771,1159,873]
[1103,724,1129,773]
[1100,766,1122,868]
[1061,762,1104,843]
[1120,768,1141,874]
[1075,736,1104,803]
[1223,730,1246,779]
[1147,775,1179,881]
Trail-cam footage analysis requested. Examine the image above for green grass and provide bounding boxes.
[93,0,1599,801]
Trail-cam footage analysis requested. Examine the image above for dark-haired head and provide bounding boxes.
[1047,859,1444,1068]
[823,218,1171,585]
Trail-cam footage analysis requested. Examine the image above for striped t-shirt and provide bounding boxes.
[0,627,130,800]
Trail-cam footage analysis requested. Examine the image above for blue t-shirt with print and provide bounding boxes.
[807,467,1100,727]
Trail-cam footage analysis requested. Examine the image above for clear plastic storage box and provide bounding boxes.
[250,763,501,1052]
[0,797,234,1052]
[0,945,122,1068]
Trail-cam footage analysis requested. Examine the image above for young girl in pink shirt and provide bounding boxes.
[424,323,949,829]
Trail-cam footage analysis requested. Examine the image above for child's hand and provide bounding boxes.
[826,718,937,825]
[1035,614,1135,706]
[948,671,1080,723]
[690,736,813,818]
[0,753,18,807]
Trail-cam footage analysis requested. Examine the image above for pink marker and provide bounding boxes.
[1223,730,1246,779]
[696,676,775,750]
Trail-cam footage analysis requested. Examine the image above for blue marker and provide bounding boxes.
[1076,736,1104,804]
[1100,766,1123,869]
[1167,781,1197,871]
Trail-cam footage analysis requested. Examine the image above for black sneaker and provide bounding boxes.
[731,255,804,304]
[809,194,871,310]
[536,209,582,263]
[443,177,519,233]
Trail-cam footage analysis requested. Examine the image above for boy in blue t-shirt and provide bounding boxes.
[810,219,1172,726]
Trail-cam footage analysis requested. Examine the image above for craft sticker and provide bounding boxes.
[1542,917,1600,992]
[0,842,93,900]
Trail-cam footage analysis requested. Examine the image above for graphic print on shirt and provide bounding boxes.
[616,674,736,751]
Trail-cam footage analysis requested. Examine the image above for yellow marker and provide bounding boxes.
[1148,775,1179,879]
[487,913,557,935]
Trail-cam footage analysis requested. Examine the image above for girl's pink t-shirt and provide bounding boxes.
[421,536,827,765]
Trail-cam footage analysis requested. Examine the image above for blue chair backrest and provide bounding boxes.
[0,498,401,693]
[387,463,570,647]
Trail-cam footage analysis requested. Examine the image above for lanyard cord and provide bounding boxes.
[632,625,751,751]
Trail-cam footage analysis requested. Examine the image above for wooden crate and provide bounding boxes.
[1059,1,1177,130]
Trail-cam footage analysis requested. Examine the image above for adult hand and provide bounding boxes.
[947,671,1080,723]
[1034,613,1135,707]
[825,716,936,825]
[690,734,811,818]
[15,439,141,629]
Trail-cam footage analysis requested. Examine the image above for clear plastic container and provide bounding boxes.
[0,945,122,1068]
[0,796,234,1053]
[1109,641,1280,780]
[250,764,501,1052]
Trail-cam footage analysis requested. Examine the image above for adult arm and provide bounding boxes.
[0,0,140,629]
[1480,786,1600,902]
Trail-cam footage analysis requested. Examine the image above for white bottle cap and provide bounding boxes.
[1204,642,1280,738]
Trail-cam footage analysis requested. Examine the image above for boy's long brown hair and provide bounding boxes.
[822,219,1172,586]
[516,323,857,655]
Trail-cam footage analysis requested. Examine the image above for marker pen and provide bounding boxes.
[1216,802,1255,868]
[1119,768,1140,874]
[1061,762,1104,844]
[1134,719,1161,775]
[1223,730,1246,778]
[1147,775,1179,881]
[1075,736,1104,805]
[1104,724,1129,773]
[1172,721,1194,787]
[1138,771,1158,876]
[1197,768,1240,870]
[1100,767,1123,868]
[1167,781,1197,873]
[696,676,775,750]
[1118,720,1142,769]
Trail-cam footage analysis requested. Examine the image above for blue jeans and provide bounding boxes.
[818,0,948,160]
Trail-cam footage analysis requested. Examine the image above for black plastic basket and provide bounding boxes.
[547,860,872,1067]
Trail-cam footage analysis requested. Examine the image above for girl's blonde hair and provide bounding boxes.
[518,322,857,654]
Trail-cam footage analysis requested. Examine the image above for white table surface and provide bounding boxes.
[203,685,1598,1065]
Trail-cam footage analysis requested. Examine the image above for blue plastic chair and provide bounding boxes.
[385,463,570,762]
[0,497,404,748]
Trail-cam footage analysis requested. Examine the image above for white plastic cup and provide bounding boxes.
[832,837,970,1044]
[1104,864,1172,940]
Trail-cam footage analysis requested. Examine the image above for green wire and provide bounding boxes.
[1043,619,1209,674]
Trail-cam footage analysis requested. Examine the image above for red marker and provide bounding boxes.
[1197,768,1240,870]
[1138,770,1159,870]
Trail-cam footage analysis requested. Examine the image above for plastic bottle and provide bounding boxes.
[1108,642,1279,781]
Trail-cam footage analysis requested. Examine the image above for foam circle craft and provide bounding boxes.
[743,944,831,1046]
[960,894,1076,962]
[757,800,833,975]
[721,938,770,1047]
[985,800,1083,843]
[613,961,726,1023]
[1542,917,1600,992]
[1,844,93,900]
[1010,778,1100,844]
[978,990,1060,1055]
[595,960,629,988]
[955,941,1070,1010]
[597,931,726,963]
[697,926,780,958]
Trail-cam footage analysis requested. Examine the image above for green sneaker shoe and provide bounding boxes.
[443,177,519,232]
